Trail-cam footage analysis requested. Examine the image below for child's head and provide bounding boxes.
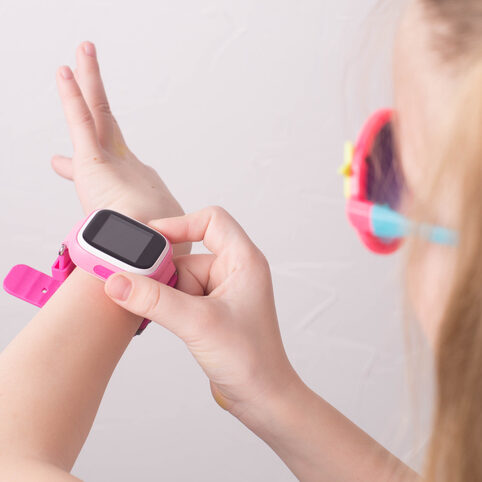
[393,1,482,480]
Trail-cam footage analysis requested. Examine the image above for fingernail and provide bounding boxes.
[83,42,96,57]
[60,66,73,80]
[106,275,132,301]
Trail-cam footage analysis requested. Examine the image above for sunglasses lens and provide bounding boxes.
[365,121,403,209]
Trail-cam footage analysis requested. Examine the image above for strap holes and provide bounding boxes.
[42,288,48,294]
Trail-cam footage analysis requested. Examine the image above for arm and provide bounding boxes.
[103,206,419,482]
[0,269,141,479]
[235,373,418,482]
[0,41,187,478]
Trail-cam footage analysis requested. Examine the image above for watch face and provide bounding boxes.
[82,210,167,269]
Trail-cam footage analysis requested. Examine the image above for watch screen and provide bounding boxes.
[82,210,167,269]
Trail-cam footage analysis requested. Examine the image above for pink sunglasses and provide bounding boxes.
[340,109,457,254]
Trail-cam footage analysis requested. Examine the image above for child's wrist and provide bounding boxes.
[59,267,143,337]
[231,366,308,436]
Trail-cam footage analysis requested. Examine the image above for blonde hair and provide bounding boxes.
[410,1,482,480]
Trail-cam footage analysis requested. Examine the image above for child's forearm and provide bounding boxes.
[234,372,419,482]
[0,268,141,472]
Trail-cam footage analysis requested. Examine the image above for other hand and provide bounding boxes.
[104,206,297,416]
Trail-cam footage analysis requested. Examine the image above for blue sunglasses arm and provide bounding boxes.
[371,205,410,239]
[420,224,459,246]
[371,204,458,246]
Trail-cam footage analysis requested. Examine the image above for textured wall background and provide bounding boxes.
[0,1,433,480]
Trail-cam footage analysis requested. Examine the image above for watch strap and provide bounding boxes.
[4,264,64,308]
[3,245,177,337]
[3,247,76,308]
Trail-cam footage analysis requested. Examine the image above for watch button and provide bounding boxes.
[94,265,115,280]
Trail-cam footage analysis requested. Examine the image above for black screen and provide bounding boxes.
[83,210,167,269]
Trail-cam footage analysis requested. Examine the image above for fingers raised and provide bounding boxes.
[56,65,99,157]
[75,42,115,146]
[149,206,256,258]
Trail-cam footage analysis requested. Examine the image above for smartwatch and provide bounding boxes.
[3,209,177,336]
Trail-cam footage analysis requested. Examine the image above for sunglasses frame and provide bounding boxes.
[340,109,457,254]
[341,109,402,254]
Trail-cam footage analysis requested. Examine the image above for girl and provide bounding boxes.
[0,1,480,481]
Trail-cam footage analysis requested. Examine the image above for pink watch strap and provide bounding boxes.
[3,245,176,337]
[3,247,76,307]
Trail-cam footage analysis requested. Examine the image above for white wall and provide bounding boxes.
[0,1,432,480]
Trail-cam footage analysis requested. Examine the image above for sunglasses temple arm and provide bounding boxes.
[371,205,410,239]
[418,225,459,246]
[371,205,458,246]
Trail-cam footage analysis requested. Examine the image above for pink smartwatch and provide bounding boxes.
[3,209,178,336]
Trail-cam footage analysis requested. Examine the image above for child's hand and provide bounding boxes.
[53,42,184,226]
[104,206,297,415]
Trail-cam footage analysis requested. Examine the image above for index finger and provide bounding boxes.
[56,65,100,157]
[149,206,256,258]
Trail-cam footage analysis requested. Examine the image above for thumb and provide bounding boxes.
[51,154,74,180]
[104,272,203,339]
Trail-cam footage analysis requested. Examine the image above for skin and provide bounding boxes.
[393,0,457,341]
[0,269,140,480]
[0,5,453,477]
[0,42,188,479]
[105,207,418,481]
